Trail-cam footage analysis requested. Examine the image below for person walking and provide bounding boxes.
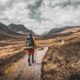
[26,33,36,66]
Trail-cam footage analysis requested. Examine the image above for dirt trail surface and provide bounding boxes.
[20,47,48,80]
[1,47,48,80]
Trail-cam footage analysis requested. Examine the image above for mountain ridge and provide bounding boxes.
[8,23,34,35]
[0,22,34,35]
[42,26,80,38]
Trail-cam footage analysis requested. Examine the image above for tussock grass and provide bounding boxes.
[42,41,80,80]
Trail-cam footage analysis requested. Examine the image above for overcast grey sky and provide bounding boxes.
[0,0,80,34]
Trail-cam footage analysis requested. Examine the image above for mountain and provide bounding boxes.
[0,22,35,40]
[0,22,25,36]
[0,22,10,33]
[8,24,34,35]
[42,26,80,38]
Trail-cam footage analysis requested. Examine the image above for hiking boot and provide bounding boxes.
[32,60,36,64]
[28,63,32,66]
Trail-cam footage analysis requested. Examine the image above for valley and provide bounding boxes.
[0,22,80,80]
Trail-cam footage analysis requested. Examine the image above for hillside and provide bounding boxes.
[0,22,10,33]
[0,22,35,39]
[0,31,26,41]
[41,30,80,80]
[43,26,80,38]
[0,32,15,40]
[8,24,34,35]
[0,22,37,41]
[0,22,24,36]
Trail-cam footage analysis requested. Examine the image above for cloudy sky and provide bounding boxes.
[0,0,80,34]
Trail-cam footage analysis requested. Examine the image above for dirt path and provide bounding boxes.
[19,47,48,80]
[2,47,48,80]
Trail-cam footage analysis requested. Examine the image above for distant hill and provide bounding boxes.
[42,27,80,80]
[8,24,34,35]
[0,22,34,35]
[0,32,16,40]
[42,38,80,80]
[0,22,35,40]
[0,22,10,33]
[42,26,80,38]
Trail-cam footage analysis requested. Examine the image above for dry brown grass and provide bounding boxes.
[36,30,80,47]
[42,40,80,80]
[41,30,80,80]
[0,37,26,79]
[0,28,80,80]
[0,39,26,59]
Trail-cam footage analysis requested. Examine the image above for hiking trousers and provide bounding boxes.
[27,49,35,65]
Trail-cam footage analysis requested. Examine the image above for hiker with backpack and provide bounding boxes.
[26,33,36,66]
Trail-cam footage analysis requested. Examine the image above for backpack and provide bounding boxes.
[26,36,34,49]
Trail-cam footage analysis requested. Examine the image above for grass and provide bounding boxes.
[41,29,80,80]
[0,51,25,80]
[41,40,80,80]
